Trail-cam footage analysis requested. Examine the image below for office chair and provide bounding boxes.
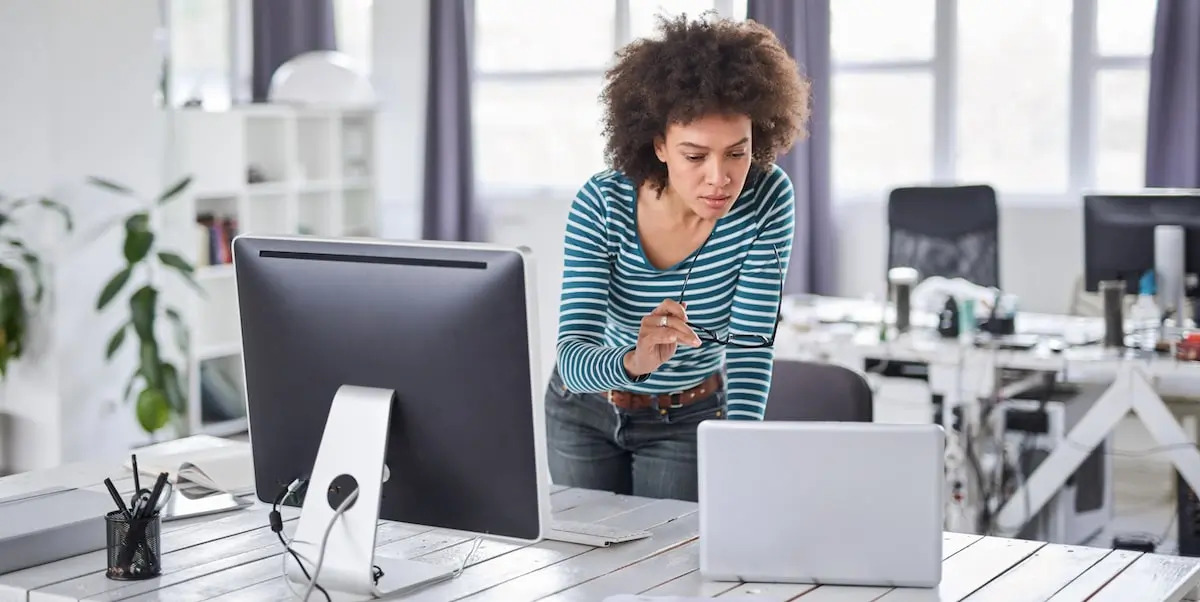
[764,359,873,422]
[888,184,1000,289]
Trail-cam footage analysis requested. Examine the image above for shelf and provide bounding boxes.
[200,417,247,437]
[177,104,377,443]
[197,263,234,283]
[197,342,241,361]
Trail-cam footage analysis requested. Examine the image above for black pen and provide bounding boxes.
[142,472,169,519]
[104,478,132,520]
[131,454,141,494]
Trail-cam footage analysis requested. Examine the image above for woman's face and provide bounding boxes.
[654,113,753,220]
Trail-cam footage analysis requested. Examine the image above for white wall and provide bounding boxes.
[834,198,1083,315]
[0,0,164,471]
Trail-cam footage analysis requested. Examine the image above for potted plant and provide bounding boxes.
[90,175,199,435]
[0,193,73,376]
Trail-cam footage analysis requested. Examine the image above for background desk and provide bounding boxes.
[1,436,1200,601]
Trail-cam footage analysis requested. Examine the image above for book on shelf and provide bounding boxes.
[196,213,238,267]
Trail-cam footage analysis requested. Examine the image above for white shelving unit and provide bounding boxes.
[174,104,378,437]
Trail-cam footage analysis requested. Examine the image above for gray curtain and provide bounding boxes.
[422,0,481,241]
[746,0,835,295]
[1145,0,1200,188]
[251,0,337,102]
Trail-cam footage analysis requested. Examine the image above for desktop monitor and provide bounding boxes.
[233,234,549,545]
[1083,192,1200,299]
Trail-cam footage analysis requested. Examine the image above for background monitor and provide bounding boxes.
[1082,192,1200,296]
[233,234,548,541]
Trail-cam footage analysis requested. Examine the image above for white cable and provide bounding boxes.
[302,488,359,602]
[279,487,359,602]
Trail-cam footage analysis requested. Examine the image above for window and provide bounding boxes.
[471,0,743,194]
[956,0,1073,192]
[169,0,232,108]
[334,0,374,75]
[831,0,1157,198]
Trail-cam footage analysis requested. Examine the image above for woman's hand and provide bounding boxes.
[623,299,701,377]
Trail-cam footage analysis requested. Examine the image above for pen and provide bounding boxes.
[104,478,132,520]
[131,454,141,494]
[142,472,169,519]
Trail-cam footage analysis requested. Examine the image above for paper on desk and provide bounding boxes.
[123,444,254,497]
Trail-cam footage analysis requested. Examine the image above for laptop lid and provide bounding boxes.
[697,421,945,588]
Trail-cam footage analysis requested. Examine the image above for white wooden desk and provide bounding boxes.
[2,437,1200,601]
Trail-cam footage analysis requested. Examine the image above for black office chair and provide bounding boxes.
[764,359,873,422]
[888,184,1000,289]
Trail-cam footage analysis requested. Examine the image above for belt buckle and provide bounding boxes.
[668,393,683,409]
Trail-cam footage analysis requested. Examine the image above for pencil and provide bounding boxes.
[131,454,141,493]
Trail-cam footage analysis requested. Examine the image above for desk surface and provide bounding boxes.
[2,436,1200,602]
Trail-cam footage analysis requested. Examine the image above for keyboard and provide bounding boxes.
[544,520,652,547]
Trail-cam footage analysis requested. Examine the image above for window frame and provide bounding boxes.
[470,0,740,201]
[471,0,1155,204]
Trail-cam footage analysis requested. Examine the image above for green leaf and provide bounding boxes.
[156,176,192,205]
[87,176,134,196]
[129,285,158,342]
[164,307,190,353]
[105,323,127,361]
[135,386,171,433]
[157,251,194,275]
[138,339,163,390]
[161,363,187,414]
[0,265,28,368]
[123,214,153,264]
[96,265,133,310]
[121,371,140,404]
[38,197,73,231]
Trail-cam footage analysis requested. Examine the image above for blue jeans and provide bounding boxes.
[544,366,726,502]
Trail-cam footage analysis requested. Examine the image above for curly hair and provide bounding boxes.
[599,12,812,194]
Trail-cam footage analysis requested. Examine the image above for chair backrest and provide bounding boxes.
[887,184,1000,289]
[764,360,873,422]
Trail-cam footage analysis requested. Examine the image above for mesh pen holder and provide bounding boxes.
[105,510,162,580]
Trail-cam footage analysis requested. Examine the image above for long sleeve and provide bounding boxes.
[555,179,644,393]
[723,170,796,419]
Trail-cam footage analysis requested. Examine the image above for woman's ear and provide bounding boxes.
[653,135,667,163]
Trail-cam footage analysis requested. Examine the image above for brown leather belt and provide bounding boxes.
[606,372,723,412]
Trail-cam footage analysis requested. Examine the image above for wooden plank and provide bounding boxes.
[450,509,698,601]
[116,521,437,602]
[1044,550,1141,601]
[799,532,985,601]
[961,544,1110,602]
[1085,553,1200,602]
[638,571,740,597]
[28,519,292,602]
[716,581,816,599]
[536,540,700,601]
[192,492,688,601]
[0,504,293,601]
[405,498,698,602]
[876,537,1044,601]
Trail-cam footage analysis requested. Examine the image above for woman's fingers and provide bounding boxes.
[641,314,700,346]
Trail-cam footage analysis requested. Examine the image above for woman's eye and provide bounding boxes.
[729,152,746,159]
[685,155,704,162]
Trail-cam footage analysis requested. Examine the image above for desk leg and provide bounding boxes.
[994,365,1200,537]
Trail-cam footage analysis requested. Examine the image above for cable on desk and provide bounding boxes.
[270,480,332,602]
[300,487,359,601]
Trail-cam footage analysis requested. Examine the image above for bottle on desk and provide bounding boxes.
[1131,270,1162,351]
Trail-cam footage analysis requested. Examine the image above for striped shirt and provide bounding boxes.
[555,164,795,420]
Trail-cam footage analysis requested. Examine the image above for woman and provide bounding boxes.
[545,12,811,502]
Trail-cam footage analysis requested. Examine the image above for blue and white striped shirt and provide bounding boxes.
[555,164,795,420]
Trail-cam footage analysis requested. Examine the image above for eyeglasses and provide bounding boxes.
[677,243,785,348]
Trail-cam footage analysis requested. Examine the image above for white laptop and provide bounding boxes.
[697,421,945,588]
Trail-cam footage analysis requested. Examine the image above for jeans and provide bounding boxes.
[544,365,726,502]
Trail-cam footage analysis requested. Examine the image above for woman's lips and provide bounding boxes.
[702,195,731,209]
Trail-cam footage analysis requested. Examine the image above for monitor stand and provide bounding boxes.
[284,385,456,600]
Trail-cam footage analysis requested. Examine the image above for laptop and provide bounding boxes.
[697,421,945,588]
